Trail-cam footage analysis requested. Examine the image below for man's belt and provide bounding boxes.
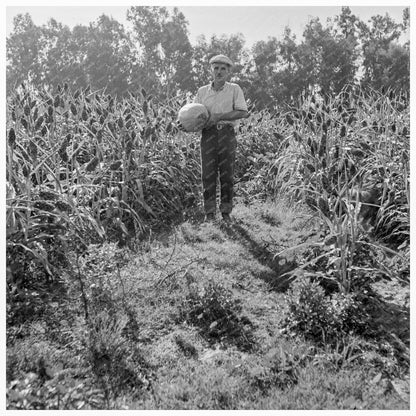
[203,124,234,131]
[216,123,233,130]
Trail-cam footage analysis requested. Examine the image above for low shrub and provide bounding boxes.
[283,277,370,344]
[179,281,255,351]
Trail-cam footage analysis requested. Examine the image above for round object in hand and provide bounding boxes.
[178,103,209,132]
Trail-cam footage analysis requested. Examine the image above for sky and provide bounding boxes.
[5,3,409,48]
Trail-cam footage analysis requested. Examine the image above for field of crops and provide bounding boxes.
[6,83,410,409]
[6,83,409,287]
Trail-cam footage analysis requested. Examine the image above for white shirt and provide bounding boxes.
[194,82,248,127]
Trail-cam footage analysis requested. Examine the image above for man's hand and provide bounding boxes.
[205,112,222,128]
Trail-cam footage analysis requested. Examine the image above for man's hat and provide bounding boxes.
[209,54,233,67]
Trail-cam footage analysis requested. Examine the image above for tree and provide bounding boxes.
[159,8,195,95]
[297,16,358,96]
[357,13,409,91]
[249,37,280,107]
[7,13,134,95]
[38,19,88,90]
[83,15,133,96]
[402,7,410,32]
[127,6,194,97]
[272,28,305,104]
[6,13,43,91]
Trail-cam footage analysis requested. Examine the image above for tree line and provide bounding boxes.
[7,6,410,108]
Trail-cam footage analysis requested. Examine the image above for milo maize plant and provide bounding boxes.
[6,83,202,286]
[270,87,409,293]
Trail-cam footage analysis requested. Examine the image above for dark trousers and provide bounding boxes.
[200,125,237,214]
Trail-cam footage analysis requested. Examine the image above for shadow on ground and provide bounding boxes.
[366,295,410,358]
[221,221,298,292]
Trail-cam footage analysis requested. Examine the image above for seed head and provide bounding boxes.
[334,145,340,160]
[109,160,122,171]
[96,130,103,142]
[34,201,55,212]
[58,144,69,162]
[316,113,322,124]
[349,161,357,176]
[318,134,327,157]
[85,156,99,172]
[22,164,30,178]
[317,197,330,215]
[8,128,16,146]
[322,176,331,193]
[55,200,72,213]
[27,141,38,159]
[306,163,315,173]
[285,114,294,126]
[21,117,28,130]
[39,190,58,201]
[35,115,44,131]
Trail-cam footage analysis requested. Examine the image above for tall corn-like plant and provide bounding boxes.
[272,87,409,293]
[6,83,203,286]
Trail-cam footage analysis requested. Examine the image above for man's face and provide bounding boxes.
[211,63,230,83]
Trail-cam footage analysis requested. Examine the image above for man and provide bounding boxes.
[190,54,249,222]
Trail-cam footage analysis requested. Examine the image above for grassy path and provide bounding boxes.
[6,201,410,410]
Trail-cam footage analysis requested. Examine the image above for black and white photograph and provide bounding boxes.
[4,1,411,411]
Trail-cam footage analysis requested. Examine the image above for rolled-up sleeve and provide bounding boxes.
[233,85,248,112]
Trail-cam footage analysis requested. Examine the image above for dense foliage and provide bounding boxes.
[7,7,410,105]
[6,82,409,294]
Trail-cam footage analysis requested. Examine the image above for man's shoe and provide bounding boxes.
[205,213,215,222]
[222,213,232,223]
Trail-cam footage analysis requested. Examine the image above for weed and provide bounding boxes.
[282,277,369,344]
[71,310,152,402]
[179,281,255,351]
